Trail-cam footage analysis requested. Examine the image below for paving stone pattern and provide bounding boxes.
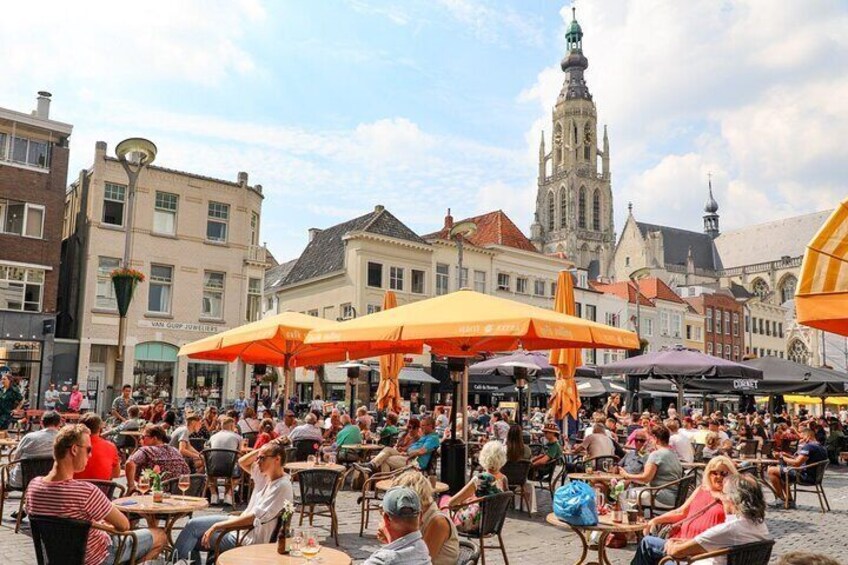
[3,467,847,564]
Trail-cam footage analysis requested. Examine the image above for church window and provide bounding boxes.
[787,339,810,365]
[752,278,769,300]
[592,190,601,231]
[559,189,568,228]
[547,192,555,231]
[578,187,586,229]
[778,275,797,304]
[583,123,592,160]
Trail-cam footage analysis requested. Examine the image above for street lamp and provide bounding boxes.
[503,361,539,427]
[114,138,156,363]
[626,267,651,413]
[339,361,369,415]
[450,221,477,291]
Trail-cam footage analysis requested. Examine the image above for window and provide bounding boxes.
[758,318,763,334]
[660,311,669,336]
[340,303,354,320]
[706,308,713,333]
[148,265,173,314]
[0,200,44,238]
[778,323,783,338]
[367,262,383,288]
[724,344,731,358]
[389,266,404,291]
[752,278,769,300]
[592,190,600,231]
[7,135,50,168]
[575,302,582,318]
[625,256,630,267]
[745,315,750,333]
[497,273,510,291]
[102,183,126,226]
[24,204,43,238]
[707,342,713,355]
[516,277,528,294]
[547,192,555,231]
[534,280,546,296]
[474,270,486,293]
[0,265,44,312]
[202,271,224,319]
[436,263,450,295]
[586,304,597,321]
[206,201,229,242]
[715,309,722,334]
[694,326,702,341]
[411,270,425,294]
[153,192,178,236]
[551,282,557,296]
[578,187,586,229]
[458,267,469,289]
[559,190,568,229]
[95,257,120,309]
[671,313,681,337]
[765,320,771,336]
[366,304,382,315]
[246,277,261,322]
[642,317,653,337]
[724,314,730,335]
[605,312,619,327]
[307,309,319,317]
[0,133,5,159]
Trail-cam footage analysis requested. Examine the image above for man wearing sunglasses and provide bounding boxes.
[173,441,293,564]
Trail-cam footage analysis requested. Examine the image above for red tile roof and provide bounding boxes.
[590,281,653,307]
[636,278,686,304]
[424,210,538,253]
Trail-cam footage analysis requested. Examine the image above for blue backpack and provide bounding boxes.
[553,480,598,526]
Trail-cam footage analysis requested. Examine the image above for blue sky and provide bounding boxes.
[3,0,847,262]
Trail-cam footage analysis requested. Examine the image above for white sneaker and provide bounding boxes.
[224,494,234,506]
[210,492,219,505]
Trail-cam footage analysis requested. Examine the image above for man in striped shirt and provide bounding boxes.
[25,424,166,564]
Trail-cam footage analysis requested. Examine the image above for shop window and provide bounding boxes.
[187,362,225,406]
[0,339,41,401]
[96,257,121,309]
[102,183,126,226]
[133,342,178,404]
[202,271,225,319]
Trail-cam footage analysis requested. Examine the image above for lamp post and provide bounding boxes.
[626,267,651,413]
[113,138,156,364]
[503,361,539,427]
[339,361,369,415]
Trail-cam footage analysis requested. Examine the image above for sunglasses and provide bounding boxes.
[709,470,729,478]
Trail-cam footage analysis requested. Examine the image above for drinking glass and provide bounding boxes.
[178,474,191,497]
[137,476,150,496]
[594,488,605,511]
[291,528,304,557]
[302,528,320,563]
[307,455,316,465]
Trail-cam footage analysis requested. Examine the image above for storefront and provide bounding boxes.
[0,338,42,404]
[133,342,178,404]
[468,373,514,408]
[186,361,226,408]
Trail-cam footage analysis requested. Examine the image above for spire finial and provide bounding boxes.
[572,6,576,20]
[628,202,633,214]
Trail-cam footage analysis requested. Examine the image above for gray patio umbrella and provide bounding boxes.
[496,376,626,398]
[469,350,599,378]
[598,346,763,410]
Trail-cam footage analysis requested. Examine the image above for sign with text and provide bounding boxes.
[138,320,227,333]
[733,379,758,391]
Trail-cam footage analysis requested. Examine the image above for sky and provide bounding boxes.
[3,0,847,263]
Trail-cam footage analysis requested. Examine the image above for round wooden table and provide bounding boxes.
[346,444,384,452]
[567,472,622,483]
[284,461,346,473]
[546,512,644,565]
[375,478,451,495]
[218,543,352,565]
[0,438,18,447]
[114,494,209,546]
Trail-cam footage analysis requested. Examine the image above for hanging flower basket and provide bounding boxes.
[111,268,145,317]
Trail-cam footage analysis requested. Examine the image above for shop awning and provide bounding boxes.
[397,367,439,384]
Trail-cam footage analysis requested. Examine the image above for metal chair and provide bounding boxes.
[692,443,706,462]
[242,431,259,448]
[188,437,207,453]
[637,472,697,518]
[457,540,481,565]
[759,439,774,459]
[532,455,562,497]
[30,514,139,565]
[501,459,532,515]
[162,473,208,497]
[658,539,775,564]
[82,479,127,500]
[786,459,830,512]
[295,468,344,546]
[379,432,399,447]
[201,448,240,504]
[293,439,320,462]
[452,491,513,565]
[422,447,440,476]
[738,440,758,458]
[15,456,55,533]
[358,465,415,536]
[583,455,619,472]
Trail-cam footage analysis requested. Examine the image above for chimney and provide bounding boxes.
[374,204,385,214]
[444,208,454,231]
[35,91,51,119]
[308,228,322,242]
[254,184,263,194]
[237,171,249,186]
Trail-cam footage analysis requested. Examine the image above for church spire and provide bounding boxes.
[560,6,591,100]
[703,174,720,238]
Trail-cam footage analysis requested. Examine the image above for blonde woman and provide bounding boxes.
[702,431,721,459]
[443,441,508,532]
[391,470,459,565]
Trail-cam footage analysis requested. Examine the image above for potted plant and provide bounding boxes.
[142,465,166,502]
[111,267,146,317]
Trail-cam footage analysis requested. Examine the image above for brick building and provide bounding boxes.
[0,92,73,407]
[682,286,744,361]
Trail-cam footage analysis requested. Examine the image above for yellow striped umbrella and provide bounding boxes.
[549,270,582,420]
[797,197,848,335]
[377,291,404,413]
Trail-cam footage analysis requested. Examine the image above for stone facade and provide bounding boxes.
[681,287,745,361]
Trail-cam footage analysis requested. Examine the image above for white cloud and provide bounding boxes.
[435,0,544,47]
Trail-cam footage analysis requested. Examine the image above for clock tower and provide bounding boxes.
[530,8,614,279]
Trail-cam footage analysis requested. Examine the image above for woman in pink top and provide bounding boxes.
[68,385,84,412]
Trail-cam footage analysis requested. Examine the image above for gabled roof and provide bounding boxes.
[424,210,538,253]
[713,209,832,269]
[637,278,686,305]
[281,207,427,287]
[264,259,296,293]
[590,281,653,307]
[636,222,717,271]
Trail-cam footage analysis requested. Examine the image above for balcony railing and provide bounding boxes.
[245,244,267,264]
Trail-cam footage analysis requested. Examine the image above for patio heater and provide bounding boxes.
[503,361,539,427]
[339,361,369,415]
[441,357,468,494]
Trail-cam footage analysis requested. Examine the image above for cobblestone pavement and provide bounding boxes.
[2,467,846,564]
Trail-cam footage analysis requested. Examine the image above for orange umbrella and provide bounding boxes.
[377,291,404,413]
[549,270,582,420]
[796,197,848,335]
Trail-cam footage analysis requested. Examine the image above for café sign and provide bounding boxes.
[138,320,226,333]
[732,379,758,391]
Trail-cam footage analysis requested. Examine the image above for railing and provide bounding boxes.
[245,244,266,264]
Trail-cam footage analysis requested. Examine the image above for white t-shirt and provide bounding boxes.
[583,427,615,440]
[669,433,695,463]
[242,463,294,545]
[209,430,243,452]
[693,514,770,565]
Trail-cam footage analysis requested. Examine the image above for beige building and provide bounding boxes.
[60,141,266,412]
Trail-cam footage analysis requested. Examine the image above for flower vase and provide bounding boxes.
[277,518,291,555]
[152,489,163,503]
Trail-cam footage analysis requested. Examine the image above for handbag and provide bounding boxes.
[652,499,719,539]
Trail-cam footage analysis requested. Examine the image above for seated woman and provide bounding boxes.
[633,456,737,565]
[443,441,509,533]
[620,425,683,511]
[391,470,459,565]
[702,432,721,459]
[506,423,536,514]
[252,419,276,449]
[174,441,293,564]
[395,417,422,451]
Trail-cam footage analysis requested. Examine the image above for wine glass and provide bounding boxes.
[307,454,316,465]
[178,474,191,498]
[291,528,304,557]
[594,488,605,511]
[625,487,638,512]
[137,476,150,496]
[302,529,320,563]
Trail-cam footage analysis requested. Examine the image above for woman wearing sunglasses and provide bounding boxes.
[631,455,737,565]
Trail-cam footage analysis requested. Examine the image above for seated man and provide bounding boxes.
[207,417,245,505]
[9,410,61,489]
[125,424,190,494]
[620,431,649,474]
[379,412,400,445]
[666,419,694,464]
[327,413,362,463]
[288,412,325,443]
[169,413,205,472]
[174,442,293,564]
[767,425,828,508]
[26,424,166,564]
[531,424,563,472]
[490,411,510,442]
[364,487,432,565]
[358,417,441,474]
[104,405,144,450]
[274,410,298,439]
[576,423,616,461]
[631,474,770,565]
[75,413,121,481]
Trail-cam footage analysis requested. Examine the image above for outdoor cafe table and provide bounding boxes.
[285,461,346,473]
[568,472,622,483]
[218,543,352,565]
[344,444,384,459]
[547,512,644,565]
[375,478,451,495]
[113,494,208,546]
[118,430,143,452]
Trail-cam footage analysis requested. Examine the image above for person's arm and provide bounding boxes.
[781,452,808,467]
[238,446,264,473]
[101,505,131,532]
[448,478,478,508]
[200,513,255,548]
[622,460,657,484]
[125,460,137,491]
[645,488,697,533]
[179,439,200,460]
[422,510,451,559]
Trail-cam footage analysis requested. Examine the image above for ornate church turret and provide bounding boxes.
[703,176,720,239]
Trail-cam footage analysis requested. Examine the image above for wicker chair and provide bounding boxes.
[189,437,207,453]
[213,512,285,561]
[421,447,440,476]
[636,471,698,518]
[14,456,55,533]
[738,441,758,458]
[785,459,830,512]
[452,491,513,565]
[759,439,774,459]
[82,479,127,500]
[358,465,415,536]
[30,514,139,565]
[295,468,344,546]
[501,459,532,515]
[457,540,481,565]
[379,432,400,447]
[532,455,562,497]
[658,539,775,564]
[201,448,240,505]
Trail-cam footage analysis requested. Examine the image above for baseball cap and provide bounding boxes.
[382,487,421,517]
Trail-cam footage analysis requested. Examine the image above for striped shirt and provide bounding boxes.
[25,477,113,565]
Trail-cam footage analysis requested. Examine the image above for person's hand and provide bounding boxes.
[201,524,218,548]
[376,524,389,544]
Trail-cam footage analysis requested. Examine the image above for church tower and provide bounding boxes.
[531,8,615,279]
[703,177,720,239]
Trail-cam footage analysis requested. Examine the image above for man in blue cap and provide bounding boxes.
[363,487,431,565]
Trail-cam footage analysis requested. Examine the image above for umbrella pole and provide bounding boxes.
[677,377,684,418]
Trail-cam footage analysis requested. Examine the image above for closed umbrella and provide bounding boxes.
[796,197,848,335]
[377,291,403,413]
[549,270,582,420]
